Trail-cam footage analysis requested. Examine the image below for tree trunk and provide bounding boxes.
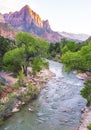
[23,65,27,76]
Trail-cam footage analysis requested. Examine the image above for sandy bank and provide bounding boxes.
[78,107,91,130]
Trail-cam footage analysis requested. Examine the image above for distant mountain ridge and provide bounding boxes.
[0,5,90,42]
[59,32,89,42]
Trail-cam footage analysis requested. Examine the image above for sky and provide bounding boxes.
[0,0,91,35]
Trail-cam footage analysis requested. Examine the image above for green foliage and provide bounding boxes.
[48,38,83,60]
[0,118,4,126]
[16,32,35,47]
[48,42,61,58]
[13,71,25,88]
[61,40,78,54]
[3,32,49,76]
[60,39,91,107]
[0,85,3,91]
[48,43,55,53]
[61,51,82,72]
[28,82,39,97]
[60,38,68,48]
[81,80,91,106]
[42,60,49,69]
[48,38,88,62]
[32,58,49,75]
[87,124,91,130]
[0,35,14,69]
[0,36,13,57]
[3,47,25,72]
[35,37,49,57]
[0,105,5,112]
[17,71,25,87]
[8,93,15,101]
[0,85,4,97]
[61,41,91,72]
[13,82,20,89]
[61,45,69,54]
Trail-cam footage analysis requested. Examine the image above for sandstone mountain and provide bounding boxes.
[0,5,89,42]
[0,22,18,39]
[3,5,62,42]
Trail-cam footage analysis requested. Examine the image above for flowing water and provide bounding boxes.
[1,60,86,130]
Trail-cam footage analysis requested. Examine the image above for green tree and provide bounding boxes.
[3,32,49,76]
[61,40,78,54]
[3,47,25,72]
[61,51,82,71]
[0,35,14,69]
[61,41,91,72]
[60,38,68,48]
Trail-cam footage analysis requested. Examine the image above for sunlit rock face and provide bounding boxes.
[4,5,43,29]
[3,5,62,42]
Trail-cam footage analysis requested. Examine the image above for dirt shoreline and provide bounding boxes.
[0,69,55,125]
[78,107,91,130]
[77,72,91,130]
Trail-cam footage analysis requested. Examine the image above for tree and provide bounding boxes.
[61,40,78,54]
[0,35,14,69]
[3,32,49,76]
[61,41,91,72]
[61,51,82,71]
[60,38,68,48]
[3,47,25,72]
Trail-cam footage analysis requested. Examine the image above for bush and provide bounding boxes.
[17,71,25,87]
[81,80,91,106]
[28,83,39,97]
[13,82,20,89]
[0,85,4,97]
[87,124,91,130]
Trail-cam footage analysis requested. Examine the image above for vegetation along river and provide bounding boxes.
[1,60,86,130]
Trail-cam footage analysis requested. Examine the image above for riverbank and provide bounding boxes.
[77,72,91,130]
[78,107,91,130]
[0,68,55,125]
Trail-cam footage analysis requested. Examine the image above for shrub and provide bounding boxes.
[13,82,20,89]
[87,124,91,130]
[28,83,39,97]
[17,71,25,87]
[81,80,91,106]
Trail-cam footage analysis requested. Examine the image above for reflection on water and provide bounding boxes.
[1,60,86,130]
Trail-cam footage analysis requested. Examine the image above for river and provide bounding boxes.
[1,60,86,130]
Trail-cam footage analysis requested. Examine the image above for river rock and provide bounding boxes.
[76,73,87,80]
[28,107,33,112]
[12,107,20,113]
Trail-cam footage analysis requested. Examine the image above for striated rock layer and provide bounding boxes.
[0,22,18,39]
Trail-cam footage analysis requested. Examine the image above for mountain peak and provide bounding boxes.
[3,5,62,42]
[24,4,30,9]
[21,4,32,13]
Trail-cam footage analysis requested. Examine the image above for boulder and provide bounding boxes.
[76,73,88,80]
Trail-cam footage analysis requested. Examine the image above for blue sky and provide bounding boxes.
[0,0,91,35]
